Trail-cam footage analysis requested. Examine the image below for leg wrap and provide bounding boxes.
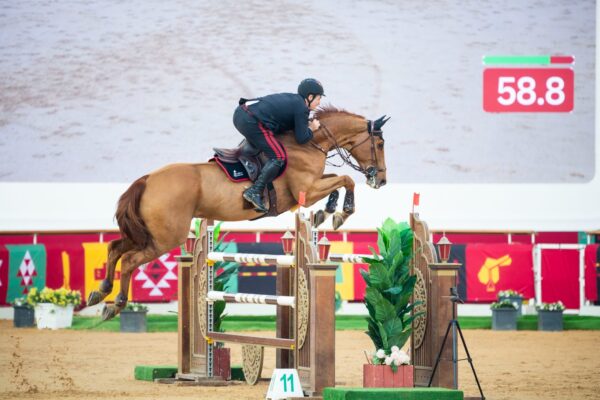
[115,292,128,308]
[325,191,339,213]
[99,279,113,294]
[343,191,355,214]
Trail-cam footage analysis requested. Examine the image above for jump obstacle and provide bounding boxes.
[175,212,460,395]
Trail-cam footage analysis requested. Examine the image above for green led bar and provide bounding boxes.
[483,55,574,65]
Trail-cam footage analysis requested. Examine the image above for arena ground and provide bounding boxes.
[1,320,599,400]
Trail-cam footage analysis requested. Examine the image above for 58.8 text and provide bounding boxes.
[497,76,565,106]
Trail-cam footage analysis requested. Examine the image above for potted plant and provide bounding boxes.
[491,300,518,330]
[536,301,565,331]
[209,222,239,381]
[120,302,148,332]
[498,289,524,317]
[360,218,418,388]
[27,287,81,330]
[12,297,35,328]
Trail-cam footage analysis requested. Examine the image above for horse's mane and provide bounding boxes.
[314,105,365,120]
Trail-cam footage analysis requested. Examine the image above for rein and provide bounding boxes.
[310,120,385,179]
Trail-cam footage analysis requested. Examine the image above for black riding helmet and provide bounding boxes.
[298,78,325,107]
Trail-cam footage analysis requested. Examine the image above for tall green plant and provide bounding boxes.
[360,218,420,354]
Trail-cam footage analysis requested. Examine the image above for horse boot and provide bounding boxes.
[243,159,284,213]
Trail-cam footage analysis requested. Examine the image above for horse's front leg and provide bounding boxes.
[304,174,355,230]
[312,174,339,227]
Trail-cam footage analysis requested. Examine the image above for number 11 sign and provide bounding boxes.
[483,56,574,113]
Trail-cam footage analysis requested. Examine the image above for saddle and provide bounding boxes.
[213,140,262,181]
[212,140,286,218]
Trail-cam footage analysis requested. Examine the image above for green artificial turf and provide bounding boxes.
[69,314,600,332]
[70,314,177,332]
[134,365,177,381]
[323,387,463,400]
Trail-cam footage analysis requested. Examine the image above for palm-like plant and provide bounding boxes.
[360,218,420,356]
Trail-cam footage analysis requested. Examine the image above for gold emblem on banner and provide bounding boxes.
[477,255,512,292]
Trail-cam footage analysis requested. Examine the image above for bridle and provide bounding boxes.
[310,120,386,180]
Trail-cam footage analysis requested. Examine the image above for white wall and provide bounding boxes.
[0,2,599,233]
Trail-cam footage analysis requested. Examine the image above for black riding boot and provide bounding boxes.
[243,159,284,212]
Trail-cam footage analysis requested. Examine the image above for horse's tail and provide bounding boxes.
[115,175,153,249]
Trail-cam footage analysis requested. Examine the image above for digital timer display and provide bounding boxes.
[482,56,574,113]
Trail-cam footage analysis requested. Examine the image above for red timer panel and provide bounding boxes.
[483,68,574,112]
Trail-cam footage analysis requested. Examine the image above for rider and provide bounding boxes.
[233,78,324,212]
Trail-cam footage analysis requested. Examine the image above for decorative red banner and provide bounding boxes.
[466,244,534,301]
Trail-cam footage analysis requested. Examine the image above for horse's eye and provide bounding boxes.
[377,143,384,150]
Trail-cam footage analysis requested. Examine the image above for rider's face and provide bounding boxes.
[306,95,322,110]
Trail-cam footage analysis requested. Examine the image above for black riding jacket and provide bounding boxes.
[247,93,313,144]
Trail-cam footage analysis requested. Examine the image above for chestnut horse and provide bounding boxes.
[88,106,389,320]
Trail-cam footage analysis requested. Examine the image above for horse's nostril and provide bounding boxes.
[380,179,387,186]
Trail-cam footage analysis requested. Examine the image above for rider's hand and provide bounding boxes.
[309,118,320,131]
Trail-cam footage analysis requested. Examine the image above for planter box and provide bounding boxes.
[499,295,523,317]
[214,347,231,381]
[538,310,563,331]
[492,308,517,330]
[13,306,35,328]
[363,364,413,388]
[120,310,147,333]
[34,303,74,330]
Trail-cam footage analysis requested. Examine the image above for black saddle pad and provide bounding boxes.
[211,158,250,182]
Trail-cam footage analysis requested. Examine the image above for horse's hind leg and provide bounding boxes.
[87,239,131,307]
[101,247,159,321]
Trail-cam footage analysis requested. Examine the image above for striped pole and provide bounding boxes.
[207,290,295,308]
[328,253,379,263]
[207,252,294,266]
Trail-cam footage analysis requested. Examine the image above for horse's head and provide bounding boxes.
[349,115,389,189]
[315,107,389,189]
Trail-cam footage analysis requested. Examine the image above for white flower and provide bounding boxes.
[391,346,400,353]
[393,357,402,366]
[384,356,393,366]
[376,349,386,359]
[399,353,410,365]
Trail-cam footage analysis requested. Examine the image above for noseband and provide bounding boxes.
[311,120,385,179]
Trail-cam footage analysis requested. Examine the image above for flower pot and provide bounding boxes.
[492,308,517,330]
[120,310,147,333]
[13,306,35,328]
[538,310,563,331]
[214,347,231,380]
[363,364,413,388]
[34,303,74,330]
[499,295,523,317]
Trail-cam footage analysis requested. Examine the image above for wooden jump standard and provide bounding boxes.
[176,212,459,394]
[176,213,338,396]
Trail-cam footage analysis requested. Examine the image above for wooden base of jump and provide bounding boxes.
[155,376,230,386]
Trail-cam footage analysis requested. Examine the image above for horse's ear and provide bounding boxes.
[374,115,391,130]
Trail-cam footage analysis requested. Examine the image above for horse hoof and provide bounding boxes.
[102,305,119,321]
[87,291,104,307]
[332,213,345,230]
[313,210,325,227]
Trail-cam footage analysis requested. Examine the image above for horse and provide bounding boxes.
[87,105,389,320]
